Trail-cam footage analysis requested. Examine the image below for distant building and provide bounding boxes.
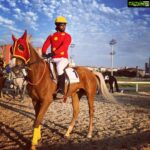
[149,57,150,73]
[0,44,11,65]
[99,67,107,72]
[145,63,149,73]
[145,57,150,74]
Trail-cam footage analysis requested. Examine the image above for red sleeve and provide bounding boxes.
[55,34,72,55]
[42,35,51,54]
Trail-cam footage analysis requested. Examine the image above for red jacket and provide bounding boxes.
[42,31,72,59]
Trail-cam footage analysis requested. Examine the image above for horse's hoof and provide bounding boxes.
[64,133,70,138]
[87,133,92,138]
[30,145,36,150]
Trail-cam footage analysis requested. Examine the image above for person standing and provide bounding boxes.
[0,57,4,72]
[42,16,72,98]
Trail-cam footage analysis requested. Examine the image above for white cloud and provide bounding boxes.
[6,0,16,7]
[0,4,10,12]
[5,24,23,33]
[26,11,38,22]
[0,16,14,25]
[22,0,30,5]
[0,0,149,68]
[99,3,116,14]
[0,16,22,34]
[14,8,21,14]
[13,8,39,30]
[24,11,38,30]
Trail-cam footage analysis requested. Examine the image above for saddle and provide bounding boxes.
[48,61,80,84]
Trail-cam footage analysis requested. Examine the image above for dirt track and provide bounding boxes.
[0,92,150,150]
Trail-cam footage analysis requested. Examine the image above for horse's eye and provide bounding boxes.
[18,44,24,51]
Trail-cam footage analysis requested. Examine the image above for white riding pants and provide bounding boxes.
[52,58,69,75]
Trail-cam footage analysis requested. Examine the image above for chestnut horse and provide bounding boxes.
[11,31,116,149]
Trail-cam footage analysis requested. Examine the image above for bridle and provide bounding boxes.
[12,58,47,86]
[11,40,48,86]
[27,60,47,86]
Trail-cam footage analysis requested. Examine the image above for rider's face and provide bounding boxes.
[56,23,66,32]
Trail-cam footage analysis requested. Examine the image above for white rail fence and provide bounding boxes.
[118,81,150,92]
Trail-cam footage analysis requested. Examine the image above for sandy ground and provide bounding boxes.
[0,92,150,150]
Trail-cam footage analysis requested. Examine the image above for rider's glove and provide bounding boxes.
[42,52,55,58]
[47,52,55,58]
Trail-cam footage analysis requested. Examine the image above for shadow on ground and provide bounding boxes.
[37,131,150,150]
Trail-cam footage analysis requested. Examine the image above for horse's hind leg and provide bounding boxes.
[109,81,114,93]
[114,79,120,92]
[65,92,79,137]
[87,93,95,138]
[76,89,95,138]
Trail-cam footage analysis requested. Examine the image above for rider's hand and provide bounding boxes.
[42,52,55,58]
[47,52,55,58]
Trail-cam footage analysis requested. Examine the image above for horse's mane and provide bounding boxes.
[28,43,42,60]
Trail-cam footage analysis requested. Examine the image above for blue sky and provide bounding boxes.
[0,0,150,69]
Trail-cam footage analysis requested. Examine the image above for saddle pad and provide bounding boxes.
[65,68,79,84]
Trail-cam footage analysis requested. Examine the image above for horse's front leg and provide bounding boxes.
[21,84,26,99]
[65,92,79,137]
[31,98,52,148]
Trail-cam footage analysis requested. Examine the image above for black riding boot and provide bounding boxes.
[56,73,65,99]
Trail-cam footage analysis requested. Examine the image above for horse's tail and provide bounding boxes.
[93,71,117,103]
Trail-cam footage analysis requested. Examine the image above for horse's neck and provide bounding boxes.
[29,44,42,63]
[27,44,47,82]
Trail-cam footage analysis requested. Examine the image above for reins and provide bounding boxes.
[27,60,47,86]
[11,58,47,86]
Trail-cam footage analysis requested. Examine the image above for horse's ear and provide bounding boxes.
[27,35,32,42]
[21,30,27,39]
[12,34,17,42]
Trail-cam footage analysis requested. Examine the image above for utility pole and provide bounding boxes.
[109,39,117,76]
[149,57,150,73]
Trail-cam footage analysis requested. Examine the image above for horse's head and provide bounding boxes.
[11,30,30,67]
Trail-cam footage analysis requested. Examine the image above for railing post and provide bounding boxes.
[118,81,150,92]
[136,83,138,92]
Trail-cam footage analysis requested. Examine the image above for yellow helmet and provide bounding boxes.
[55,16,67,24]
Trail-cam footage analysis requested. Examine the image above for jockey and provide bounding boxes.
[42,16,72,99]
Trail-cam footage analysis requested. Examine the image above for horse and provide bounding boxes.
[104,75,120,93]
[10,70,27,100]
[11,30,116,149]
